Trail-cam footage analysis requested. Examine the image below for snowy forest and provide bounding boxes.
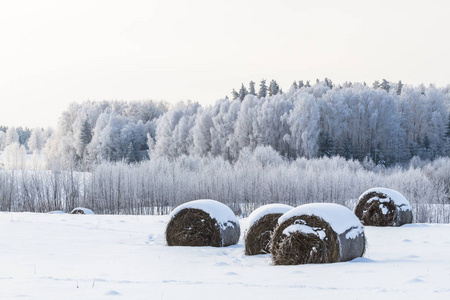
[1,79,450,222]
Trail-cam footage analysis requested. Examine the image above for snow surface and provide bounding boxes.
[278,203,364,237]
[246,203,294,228]
[360,187,411,211]
[1,212,450,300]
[169,199,238,227]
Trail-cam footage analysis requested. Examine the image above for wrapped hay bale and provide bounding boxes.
[166,199,240,247]
[245,204,294,255]
[271,203,365,265]
[355,187,413,226]
[70,207,94,215]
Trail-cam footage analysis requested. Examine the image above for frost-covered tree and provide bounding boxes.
[380,79,390,92]
[154,101,200,158]
[268,80,280,96]
[233,95,258,154]
[248,81,256,96]
[0,131,6,151]
[286,93,320,158]
[231,89,239,100]
[258,79,268,98]
[28,128,46,152]
[80,119,93,147]
[192,109,214,156]
[125,142,139,163]
[290,81,298,91]
[318,131,334,157]
[5,127,19,146]
[3,142,27,170]
[238,83,248,101]
[397,80,403,95]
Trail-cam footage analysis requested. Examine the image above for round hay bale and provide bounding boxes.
[70,207,94,215]
[355,187,413,226]
[166,199,240,247]
[244,204,294,255]
[271,203,365,265]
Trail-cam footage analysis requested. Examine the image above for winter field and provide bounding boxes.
[1,212,449,300]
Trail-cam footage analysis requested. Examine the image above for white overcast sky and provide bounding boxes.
[1,0,450,128]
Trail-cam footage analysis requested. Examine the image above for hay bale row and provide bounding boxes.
[271,203,365,265]
[166,187,412,265]
[166,199,240,247]
[355,188,413,226]
[244,204,294,255]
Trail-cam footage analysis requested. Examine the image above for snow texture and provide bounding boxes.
[246,203,293,228]
[278,203,364,236]
[169,199,238,228]
[283,223,326,240]
[360,187,411,211]
[1,212,449,300]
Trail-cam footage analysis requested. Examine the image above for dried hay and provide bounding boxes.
[166,208,240,247]
[245,213,283,255]
[355,191,413,226]
[271,215,341,265]
[70,207,94,215]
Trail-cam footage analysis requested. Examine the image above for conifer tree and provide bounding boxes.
[231,89,239,100]
[238,83,248,101]
[318,131,334,157]
[249,81,256,95]
[80,119,93,146]
[396,80,403,95]
[380,79,390,92]
[258,79,268,98]
[268,80,280,96]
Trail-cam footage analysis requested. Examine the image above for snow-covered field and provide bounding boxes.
[1,212,449,300]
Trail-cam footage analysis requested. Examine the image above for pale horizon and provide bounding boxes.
[1,0,450,128]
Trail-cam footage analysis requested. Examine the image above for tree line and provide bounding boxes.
[3,79,450,170]
[0,152,449,222]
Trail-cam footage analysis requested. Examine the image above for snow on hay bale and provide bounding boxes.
[355,187,413,226]
[271,203,365,265]
[245,204,294,255]
[166,199,240,247]
[70,207,94,215]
